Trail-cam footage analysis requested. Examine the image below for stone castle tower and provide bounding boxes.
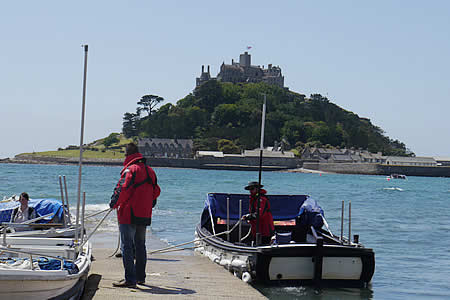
[196,52,284,88]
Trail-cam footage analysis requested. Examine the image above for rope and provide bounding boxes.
[240,227,252,242]
[84,208,111,220]
[80,208,113,249]
[108,212,121,258]
[155,246,197,254]
[148,218,244,255]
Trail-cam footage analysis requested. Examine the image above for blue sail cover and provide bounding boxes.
[0,198,64,223]
[205,193,323,222]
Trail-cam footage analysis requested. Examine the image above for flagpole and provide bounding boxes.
[255,93,266,246]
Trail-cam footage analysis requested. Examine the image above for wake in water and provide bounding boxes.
[383,187,404,191]
[255,284,373,300]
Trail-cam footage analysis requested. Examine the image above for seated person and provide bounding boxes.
[10,192,38,231]
[242,181,275,245]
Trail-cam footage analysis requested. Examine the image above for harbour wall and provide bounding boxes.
[302,162,450,177]
[145,155,300,171]
[7,155,450,177]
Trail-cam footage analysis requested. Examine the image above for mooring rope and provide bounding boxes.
[108,213,121,258]
[79,208,113,249]
[148,218,245,255]
[84,208,111,220]
[240,227,252,242]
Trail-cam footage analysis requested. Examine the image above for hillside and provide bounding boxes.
[16,134,132,160]
[124,81,411,156]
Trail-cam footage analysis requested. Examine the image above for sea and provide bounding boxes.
[1,163,449,300]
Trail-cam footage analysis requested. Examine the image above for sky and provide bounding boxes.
[1,1,449,159]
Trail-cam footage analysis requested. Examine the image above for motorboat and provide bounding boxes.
[195,193,375,288]
[389,174,407,179]
[0,236,91,300]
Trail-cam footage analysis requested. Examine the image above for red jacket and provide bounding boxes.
[110,153,161,225]
[249,189,275,238]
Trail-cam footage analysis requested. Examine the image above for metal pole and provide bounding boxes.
[2,227,6,246]
[63,175,71,223]
[255,94,267,246]
[260,94,266,150]
[340,200,344,243]
[81,192,86,246]
[239,199,242,242]
[348,200,352,244]
[76,44,88,244]
[226,196,230,242]
[58,176,67,227]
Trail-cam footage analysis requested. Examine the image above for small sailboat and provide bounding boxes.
[0,45,93,300]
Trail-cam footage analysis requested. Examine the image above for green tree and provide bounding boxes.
[123,81,412,156]
[217,139,240,154]
[103,133,120,147]
[122,112,138,138]
[137,95,164,117]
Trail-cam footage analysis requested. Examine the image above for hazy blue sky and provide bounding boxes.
[1,1,449,158]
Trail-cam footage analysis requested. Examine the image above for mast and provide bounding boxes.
[76,45,88,244]
[255,93,266,246]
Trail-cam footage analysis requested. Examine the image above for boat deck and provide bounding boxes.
[81,248,267,299]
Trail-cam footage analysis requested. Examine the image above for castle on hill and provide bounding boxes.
[196,52,284,88]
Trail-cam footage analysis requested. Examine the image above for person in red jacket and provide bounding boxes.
[109,143,161,288]
[243,181,275,245]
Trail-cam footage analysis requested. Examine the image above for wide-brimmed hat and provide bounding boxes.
[244,181,263,190]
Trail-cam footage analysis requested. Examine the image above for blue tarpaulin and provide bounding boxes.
[0,198,64,223]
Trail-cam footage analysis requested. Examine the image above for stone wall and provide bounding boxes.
[302,162,450,177]
[145,155,301,170]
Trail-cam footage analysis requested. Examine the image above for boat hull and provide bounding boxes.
[195,225,374,287]
[0,240,92,300]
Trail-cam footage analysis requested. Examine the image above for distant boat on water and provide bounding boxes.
[388,174,407,180]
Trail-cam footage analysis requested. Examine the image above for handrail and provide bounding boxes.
[310,226,319,241]
[5,213,55,226]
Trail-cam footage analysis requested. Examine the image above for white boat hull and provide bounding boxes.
[195,225,375,287]
[0,239,92,300]
[268,256,363,280]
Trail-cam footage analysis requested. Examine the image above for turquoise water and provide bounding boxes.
[1,163,449,299]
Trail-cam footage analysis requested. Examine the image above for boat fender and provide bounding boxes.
[219,259,231,266]
[242,272,252,283]
[210,253,220,263]
[231,259,247,268]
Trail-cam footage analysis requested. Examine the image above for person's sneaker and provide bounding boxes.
[112,279,136,288]
[137,280,145,285]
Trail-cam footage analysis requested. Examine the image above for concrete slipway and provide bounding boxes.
[81,248,266,299]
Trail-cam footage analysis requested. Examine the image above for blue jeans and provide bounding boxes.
[119,223,147,284]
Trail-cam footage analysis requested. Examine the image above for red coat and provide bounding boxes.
[110,153,161,225]
[249,189,274,238]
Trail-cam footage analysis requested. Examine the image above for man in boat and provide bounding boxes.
[109,143,161,288]
[243,181,275,245]
[10,192,37,231]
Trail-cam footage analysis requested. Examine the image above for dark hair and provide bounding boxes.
[20,192,29,201]
[125,143,139,156]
